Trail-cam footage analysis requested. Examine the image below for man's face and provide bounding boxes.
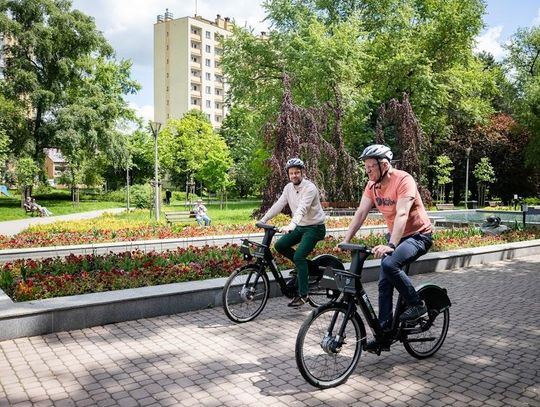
[288,167,303,185]
[364,158,386,182]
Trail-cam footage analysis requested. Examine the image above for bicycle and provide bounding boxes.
[295,242,451,388]
[222,222,344,323]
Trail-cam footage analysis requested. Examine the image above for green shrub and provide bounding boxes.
[524,197,540,205]
[130,184,153,209]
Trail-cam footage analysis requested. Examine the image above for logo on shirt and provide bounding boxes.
[375,197,396,206]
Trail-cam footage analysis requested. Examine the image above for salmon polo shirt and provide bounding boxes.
[363,169,432,237]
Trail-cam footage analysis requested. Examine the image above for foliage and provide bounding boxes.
[432,155,454,186]
[159,110,233,193]
[129,184,152,209]
[375,94,432,206]
[257,74,359,216]
[504,26,540,170]
[0,0,140,169]
[473,157,496,185]
[14,157,40,198]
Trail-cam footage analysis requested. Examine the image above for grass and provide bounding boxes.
[0,194,122,221]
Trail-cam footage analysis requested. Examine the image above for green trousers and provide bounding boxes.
[274,224,326,296]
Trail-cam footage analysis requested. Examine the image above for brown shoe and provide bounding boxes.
[288,296,309,307]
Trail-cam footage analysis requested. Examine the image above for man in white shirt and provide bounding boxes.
[259,158,326,307]
[193,199,211,226]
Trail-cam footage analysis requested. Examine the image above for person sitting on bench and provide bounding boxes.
[193,199,211,226]
[31,198,53,217]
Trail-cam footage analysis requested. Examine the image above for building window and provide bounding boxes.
[205,45,211,53]
[215,74,223,82]
[206,113,211,120]
[205,31,211,39]
[191,56,198,63]
[206,100,211,108]
[205,72,211,80]
[215,88,221,96]
[214,60,220,68]
[191,42,199,49]
[192,98,198,105]
[206,86,211,94]
[205,58,211,67]
[215,102,220,109]
[191,84,199,91]
[216,115,222,123]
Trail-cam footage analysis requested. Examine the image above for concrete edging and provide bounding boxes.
[0,238,539,341]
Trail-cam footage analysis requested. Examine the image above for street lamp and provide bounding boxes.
[149,121,162,221]
[465,147,471,210]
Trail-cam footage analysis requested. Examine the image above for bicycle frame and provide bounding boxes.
[325,245,413,346]
[240,224,293,296]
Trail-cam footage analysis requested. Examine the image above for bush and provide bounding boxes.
[130,184,153,209]
[101,188,126,203]
[524,197,540,205]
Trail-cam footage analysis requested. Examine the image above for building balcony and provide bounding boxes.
[191,76,201,84]
[191,90,202,97]
[214,94,223,102]
[191,61,201,69]
[190,33,202,42]
[191,47,201,56]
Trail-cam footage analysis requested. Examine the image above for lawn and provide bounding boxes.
[0,192,122,221]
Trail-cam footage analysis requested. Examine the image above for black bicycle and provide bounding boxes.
[295,242,451,388]
[222,222,344,323]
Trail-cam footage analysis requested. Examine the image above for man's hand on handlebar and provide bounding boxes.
[372,244,394,258]
[280,225,294,234]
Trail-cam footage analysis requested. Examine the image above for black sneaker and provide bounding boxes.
[399,301,428,322]
[365,339,391,354]
[288,296,309,307]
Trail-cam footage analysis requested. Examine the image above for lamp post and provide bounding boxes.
[149,121,162,221]
[465,147,471,210]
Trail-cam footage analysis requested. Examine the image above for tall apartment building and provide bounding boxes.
[154,10,233,128]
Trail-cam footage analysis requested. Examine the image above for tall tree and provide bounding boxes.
[159,110,233,195]
[504,26,540,170]
[0,0,140,169]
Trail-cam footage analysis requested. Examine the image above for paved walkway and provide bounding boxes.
[0,255,539,406]
[0,208,125,236]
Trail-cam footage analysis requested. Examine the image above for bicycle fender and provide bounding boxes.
[311,254,345,269]
[417,284,451,313]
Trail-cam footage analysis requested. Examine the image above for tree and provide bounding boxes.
[431,155,454,204]
[257,74,358,216]
[14,156,39,205]
[473,157,496,206]
[0,0,140,171]
[159,110,233,196]
[504,26,540,170]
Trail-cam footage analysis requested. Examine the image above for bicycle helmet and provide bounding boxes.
[360,144,393,161]
[285,157,305,170]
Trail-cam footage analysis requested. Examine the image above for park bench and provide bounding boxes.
[164,211,196,225]
[23,203,40,216]
[435,203,455,210]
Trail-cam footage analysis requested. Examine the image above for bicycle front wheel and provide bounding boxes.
[222,265,270,323]
[295,303,365,388]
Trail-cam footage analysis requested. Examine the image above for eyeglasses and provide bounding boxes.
[364,163,380,171]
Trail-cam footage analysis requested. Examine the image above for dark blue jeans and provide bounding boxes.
[378,232,432,328]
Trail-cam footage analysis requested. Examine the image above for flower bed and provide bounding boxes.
[0,216,383,249]
[1,228,538,302]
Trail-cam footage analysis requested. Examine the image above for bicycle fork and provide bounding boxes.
[321,300,363,354]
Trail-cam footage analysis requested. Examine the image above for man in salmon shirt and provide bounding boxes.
[341,144,433,353]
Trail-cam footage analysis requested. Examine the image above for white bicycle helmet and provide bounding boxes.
[360,144,393,161]
[285,158,305,170]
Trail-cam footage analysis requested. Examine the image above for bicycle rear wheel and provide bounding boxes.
[222,265,269,323]
[295,303,365,388]
[402,308,449,358]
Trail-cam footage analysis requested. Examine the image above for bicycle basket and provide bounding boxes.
[321,267,357,294]
[239,239,267,259]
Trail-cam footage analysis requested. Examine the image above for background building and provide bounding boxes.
[44,149,67,186]
[154,10,233,128]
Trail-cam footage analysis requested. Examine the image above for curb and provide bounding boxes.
[0,239,539,341]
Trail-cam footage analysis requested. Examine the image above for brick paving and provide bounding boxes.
[0,255,539,406]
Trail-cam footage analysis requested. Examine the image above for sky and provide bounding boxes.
[71,0,540,123]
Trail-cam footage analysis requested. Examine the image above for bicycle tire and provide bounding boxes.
[222,265,270,323]
[402,308,449,359]
[295,303,365,388]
